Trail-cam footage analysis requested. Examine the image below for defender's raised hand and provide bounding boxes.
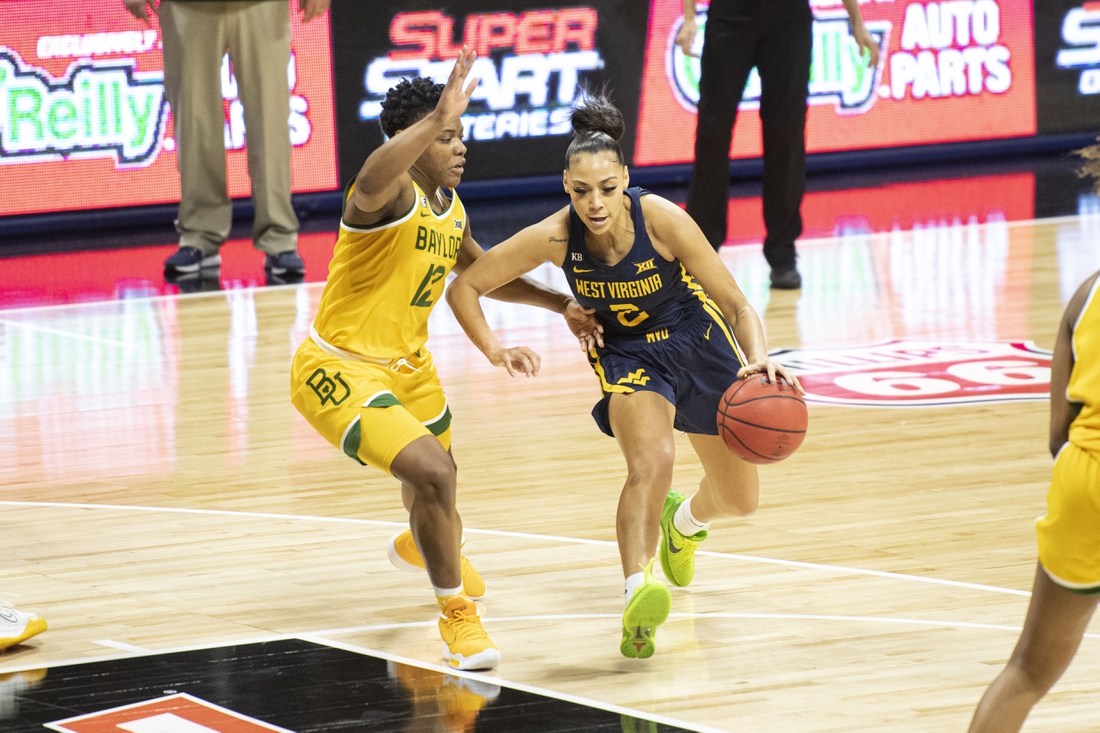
[435,47,480,122]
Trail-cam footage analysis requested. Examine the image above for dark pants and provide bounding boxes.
[686,0,813,268]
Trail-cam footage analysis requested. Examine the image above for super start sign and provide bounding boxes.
[773,340,1052,406]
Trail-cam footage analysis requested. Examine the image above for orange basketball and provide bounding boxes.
[717,376,808,464]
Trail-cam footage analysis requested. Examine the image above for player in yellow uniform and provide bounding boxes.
[969,270,1100,732]
[290,49,595,671]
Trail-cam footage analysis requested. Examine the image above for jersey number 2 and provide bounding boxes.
[411,264,447,308]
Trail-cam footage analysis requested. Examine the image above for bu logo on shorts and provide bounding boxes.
[307,368,350,406]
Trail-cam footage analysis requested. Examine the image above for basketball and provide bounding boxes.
[717,376,808,464]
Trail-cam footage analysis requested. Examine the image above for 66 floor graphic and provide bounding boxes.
[772,340,1052,407]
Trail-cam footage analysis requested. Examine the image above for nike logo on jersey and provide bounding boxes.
[573,266,595,273]
[704,323,712,340]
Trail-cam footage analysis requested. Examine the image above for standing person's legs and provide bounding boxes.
[225,0,299,259]
[608,391,675,658]
[686,0,761,250]
[968,565,1097,733]
[160,1,233,261]
[756,0,812,286]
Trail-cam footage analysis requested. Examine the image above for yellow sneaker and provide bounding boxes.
[388,530,486,599]
[0,602,46,650]
[620,560,671,659]
[438,596,500,671]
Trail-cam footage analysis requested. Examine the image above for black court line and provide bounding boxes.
[0,638,697,732]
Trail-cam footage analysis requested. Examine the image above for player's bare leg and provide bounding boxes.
[389,435,498,670]
[608,391,674,658]
[609,391,677,575]
[686,434,759,521]
[390,436,463,590]
[968,564,1098,733]
[392,461,486,599]
[658,434,759,588]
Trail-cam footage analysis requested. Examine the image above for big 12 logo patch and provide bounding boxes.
[772,340,1052,406]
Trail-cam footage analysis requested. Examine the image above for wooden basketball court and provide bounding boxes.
[2,215,1099,731]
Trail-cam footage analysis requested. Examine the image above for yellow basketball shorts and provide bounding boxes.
[1036,442,1100,594]
[290,339,452,473]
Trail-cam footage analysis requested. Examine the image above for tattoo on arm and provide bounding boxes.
[549,237,568,243]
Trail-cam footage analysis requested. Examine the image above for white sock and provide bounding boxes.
[624,572,645,605]
[433,584,463,599]
[674,496,710,537]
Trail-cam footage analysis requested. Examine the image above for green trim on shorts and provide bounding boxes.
[1068,583,1100,597]
[341,417,365,465]
[365,392,402,409]
[425,405,452,436]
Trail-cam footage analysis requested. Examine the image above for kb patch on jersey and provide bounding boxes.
[772,340,1052,407]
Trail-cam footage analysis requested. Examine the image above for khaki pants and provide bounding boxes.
[161,0,298,256]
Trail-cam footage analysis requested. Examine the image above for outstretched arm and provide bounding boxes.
[454,225,603,351]
[644,196,804,393]
[447,219,583,376]
[1049,272,1097,456]
[345,48,479,226]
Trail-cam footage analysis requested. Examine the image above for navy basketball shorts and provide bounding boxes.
[586,311,746,437]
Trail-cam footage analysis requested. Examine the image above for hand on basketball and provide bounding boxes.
[491,346,542,377]
[436,47,480,123]
[737,359,805,395]
[563,299,604,352]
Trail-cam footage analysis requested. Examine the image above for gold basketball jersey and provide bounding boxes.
[1069,276,1100,452]
[312,182,466,360]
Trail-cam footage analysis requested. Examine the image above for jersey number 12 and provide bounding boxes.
[411,264,447,308]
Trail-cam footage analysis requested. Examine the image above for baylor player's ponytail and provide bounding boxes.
[566,89,626,168]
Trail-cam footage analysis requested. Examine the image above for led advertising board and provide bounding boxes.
[1035,0,1100,133]
[329,0,647,185]
[634,0,1038,166]
[0,1,338,218]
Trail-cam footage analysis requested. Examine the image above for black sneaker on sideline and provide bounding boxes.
[164,246,221,273]
[264,250,305,276]
[769,266,802,290]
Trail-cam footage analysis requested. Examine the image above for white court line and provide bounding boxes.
[93,639,150,653]
[0,317,132,348]
[304,611,1100,639]
[5,605,1098,679]
[0,212,1086,317]
[0,500,1031,597]
[300,635,730,733]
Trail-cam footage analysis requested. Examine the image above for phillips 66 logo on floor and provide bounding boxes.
[773,340,1052,407]
[635,0,1037,166]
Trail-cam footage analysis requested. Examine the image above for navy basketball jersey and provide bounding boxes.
[562,187,716,340]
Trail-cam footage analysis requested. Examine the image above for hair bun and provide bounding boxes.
[570,91,625,142]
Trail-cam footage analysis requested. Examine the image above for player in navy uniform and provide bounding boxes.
[447,92,803,658]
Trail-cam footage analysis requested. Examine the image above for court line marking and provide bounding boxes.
[92,639,150,653]
[301,635,730,733]
[0,317,133,348]
[0,500,1031,597]
[5,605,1097,679]
[308,611,1100,638]
[0,211,1090,317]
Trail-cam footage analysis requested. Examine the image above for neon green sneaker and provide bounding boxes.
[620,559,671,659]
[659,490,708,587]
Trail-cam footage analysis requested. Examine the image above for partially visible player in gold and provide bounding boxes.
[969,269,1100,732]
[290,48,596,671]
